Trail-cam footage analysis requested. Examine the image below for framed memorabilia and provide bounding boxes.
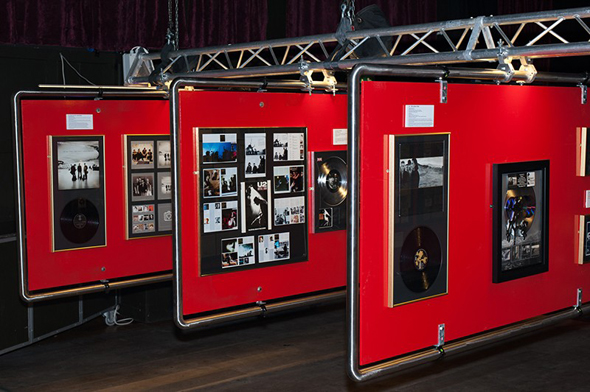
[197,127,308,276]
[492,160,549,283]
[312,150,348,233]
[576,127,589,176]
[125,135,173,239]
[50,136,106,251]
[388,133,449,307]
[576,215,590,264]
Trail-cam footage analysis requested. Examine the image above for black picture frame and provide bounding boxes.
[492,160,550,283]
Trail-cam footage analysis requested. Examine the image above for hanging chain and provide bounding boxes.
[341,0,355,29]
[175,0,179,50]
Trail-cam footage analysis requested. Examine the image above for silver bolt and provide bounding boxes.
[259,102,264,108]
[257,286,262,292]
[101,267,106,271]
[96,108,101,113]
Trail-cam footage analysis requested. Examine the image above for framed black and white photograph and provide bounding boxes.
[125,135,173,239]
[157,172,172,200]
[220,168,238,197]
[56,140,101,190]
[245,133,266,177]
[203,169,220,198]
[273,166,290,194]
[131,172,155,201]
[157,140,171,169]
[51,135,106,251]
[493,160,550,283]
[273,133,304,161]
[388,134,449,307]
[131,141,155,169]
[274,196,305,226]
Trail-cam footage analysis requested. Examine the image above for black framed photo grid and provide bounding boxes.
[126,135,173,239]
[198,127,309,276]
[492,160,550,283]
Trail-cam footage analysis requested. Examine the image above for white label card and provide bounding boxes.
[404,105,434,128]
[333,128,347,145]
[66,114,93,130]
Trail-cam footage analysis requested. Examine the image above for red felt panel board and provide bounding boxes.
[21,99,172,291]
[178,91,347,316]
[358,81,590,366]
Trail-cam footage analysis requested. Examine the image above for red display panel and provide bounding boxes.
[21,99,172,291]
[359,81,590,366]
[178,91,347,316]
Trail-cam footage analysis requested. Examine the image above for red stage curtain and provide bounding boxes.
[0,0,268,51]
[285,0,438,38]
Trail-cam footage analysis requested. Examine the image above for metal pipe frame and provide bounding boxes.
[169,78,345,329]
[13,90,172,303]
[127,7,590,85]
[346,63,590,382]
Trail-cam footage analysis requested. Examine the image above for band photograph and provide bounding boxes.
[131,172,155,201]
[202,133,238,163]
[157,140,171,169]
[221,236,255,268]
[131,140,155,169]
[245,133,266,177]
[56,139,102,191]
[157,172,172,200]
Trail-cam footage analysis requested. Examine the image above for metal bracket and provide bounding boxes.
[256,300,268,317]
[576,288,583,311]
[322,70,338,95]
[580,84,587,104]
[438,79,448,103]
[299,60,313,94]
[437,323,445,349]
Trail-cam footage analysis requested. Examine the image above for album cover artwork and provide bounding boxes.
[131,141,155,169]
[274,196,305,226]
[245,133,266,177]
[241,180,270,232]
[52,136,106,251]
[56,140,101,190]
[273,133,304,161]
[221,236,255,268]
[158,203,173,232]
[131,204,156,234]
[131,172,155,201]
[202,133,238,163]
[157,140,171,169]
[258,232,290,263]
[318,208,333,228]
[493,160,549,283]
[203,201,238,233]
[157,172,172,200]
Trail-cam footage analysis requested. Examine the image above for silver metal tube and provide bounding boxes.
[346,63,590,382]
[169,78,345,330]
[13,90,169,303]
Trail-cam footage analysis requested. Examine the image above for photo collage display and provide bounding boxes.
[198,128,308,275]
[126,135,173,238]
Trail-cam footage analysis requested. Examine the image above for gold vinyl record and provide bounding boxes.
[399,226,442,293]
[317,156,348,206]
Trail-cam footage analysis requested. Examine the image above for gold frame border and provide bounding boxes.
[50,135,108,253]
[387,132,450,308]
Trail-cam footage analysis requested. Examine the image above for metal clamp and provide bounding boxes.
[580,84,587,104]
[438,79,448,104]
[575,288,583,312]
[256,300,268,317]
[437,323,445,349]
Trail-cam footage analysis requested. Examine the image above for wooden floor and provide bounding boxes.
[1,303,590,391]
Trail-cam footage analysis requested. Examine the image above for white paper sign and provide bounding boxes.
[333,128,347,145]
[66,114,93,130]
[404,105,434,128]
[585,190,590,208]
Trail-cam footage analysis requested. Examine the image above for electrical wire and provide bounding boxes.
[102,305,134,326]
[59,53,97,86]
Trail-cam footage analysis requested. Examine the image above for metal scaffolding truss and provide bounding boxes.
[125,7,590,86]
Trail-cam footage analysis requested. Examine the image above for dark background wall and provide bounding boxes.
[1,0,589,353]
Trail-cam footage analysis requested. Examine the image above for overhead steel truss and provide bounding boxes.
[125,7,590,88]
